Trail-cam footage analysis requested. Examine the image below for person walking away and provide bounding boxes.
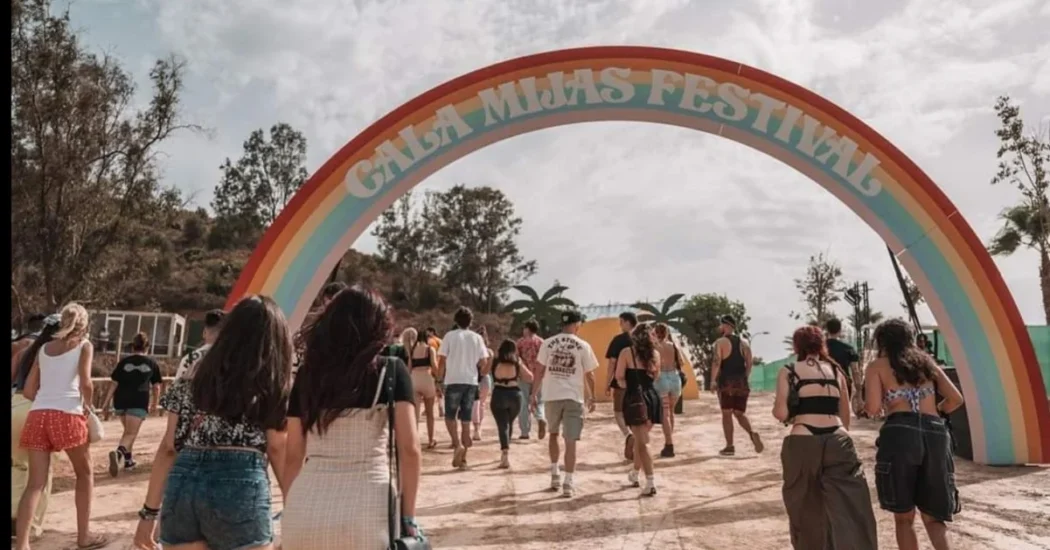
[865,319,964,550]
[824,318,863,417]
[516,320,547,440]
[425,327,445,418]
[774,325,878,549]
[490,339,534,468]
[104,333,162,476]
[438,307,489,470]
[174,309,226,380]
[711,315,763,456]
[10,314,56,543]
[131,296,292,550]
[16,303,108,550]
[282,287,426,549]
[652,323,684,458]
[471,326,494,441]
[605,312,638,460]
[531,310,599,498]
[617,323,663,497]
[406,328,439,449]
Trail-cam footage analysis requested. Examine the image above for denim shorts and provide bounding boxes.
[160,448,273,550]
[874,412,960,522]
[653,371,683,398]
[444,383,478,422]
[114,408,148,419]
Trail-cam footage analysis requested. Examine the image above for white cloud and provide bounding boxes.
[69,0,1050,359]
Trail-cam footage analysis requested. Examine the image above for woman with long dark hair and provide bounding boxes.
[406,327,439,449]
[865,319,964,550]
[130,296,293,550]
[281,286,425,549]
[615,322,662,497]
[11,315,58,544]
[773,325,877,549]
[104,332,162,476]
[16,303,108,550]
[490,339,533,469]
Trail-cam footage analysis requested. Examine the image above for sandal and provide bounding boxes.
[75,534,111,550]
[718,445,735,456]
[750,432,765,454]
[427,440,438,450]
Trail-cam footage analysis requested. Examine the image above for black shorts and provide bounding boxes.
[874,412,960,522]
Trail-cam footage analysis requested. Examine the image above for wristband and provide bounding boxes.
[138,505,160,521]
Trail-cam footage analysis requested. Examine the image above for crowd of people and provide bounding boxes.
[9,282,965,550]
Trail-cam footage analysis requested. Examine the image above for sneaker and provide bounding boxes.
[561,480,575,498]
[518,434,530,440]
[750,432,765,454]
[719,445,735,456]
[627,470,640,488]
[124,460,137,471]
[640,480,657,497]
[660,444,675,458]
[537,420,547,440]
[107,450,122,478]
[550,473,562,491]
[498,451,510,469]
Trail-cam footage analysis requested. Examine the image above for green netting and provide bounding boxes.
[932,326,1050,395]
[750,355,796,392]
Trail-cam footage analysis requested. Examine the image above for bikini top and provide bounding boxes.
[884,386,935,412]
[493,360,520,385]
[410,345,431,368]
[786,360,841,416]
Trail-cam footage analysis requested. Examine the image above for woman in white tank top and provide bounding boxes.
[15,303,109,550]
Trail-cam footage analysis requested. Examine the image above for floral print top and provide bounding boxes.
[159,378,268,453]
[516,334,544,367]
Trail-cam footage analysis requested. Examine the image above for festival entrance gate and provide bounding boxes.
[225,46,1049,466]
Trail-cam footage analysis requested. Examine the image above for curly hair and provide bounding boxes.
[630,323,659,377]
[874,319,936,386]
[792,325,841,374]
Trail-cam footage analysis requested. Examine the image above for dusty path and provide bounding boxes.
[26,394,1050,549]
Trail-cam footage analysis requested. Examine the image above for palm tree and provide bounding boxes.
[631,294,691,335]
[989,201,1050,323]
[505,283,577,336]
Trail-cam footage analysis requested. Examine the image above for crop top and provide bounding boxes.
[493,360,521,385]
[159,378,268,453]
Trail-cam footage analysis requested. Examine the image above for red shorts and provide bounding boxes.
[20,410,89,452]
[717,378,751,412]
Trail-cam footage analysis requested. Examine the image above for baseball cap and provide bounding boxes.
[719,314,737,328]
[561,310,584,325]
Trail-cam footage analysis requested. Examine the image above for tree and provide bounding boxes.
[210,123,308,248]
[632,294,690,334]
[425,185,537,312]
[11,0,190,310]
[371,191,439,308]
[987,95,1050,323]
[792,252,844,325]
[504,283,577,337]
[848,308,884,349]
[677,293,751,389]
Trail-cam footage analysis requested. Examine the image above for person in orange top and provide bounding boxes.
[425,327,445,417]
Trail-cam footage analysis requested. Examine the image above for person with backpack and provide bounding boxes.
[773,325,877,549]
[652,323,685,458]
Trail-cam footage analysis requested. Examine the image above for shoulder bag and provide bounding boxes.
[385,361,431,550]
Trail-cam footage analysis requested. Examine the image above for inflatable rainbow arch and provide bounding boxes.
[226,46,1049,466]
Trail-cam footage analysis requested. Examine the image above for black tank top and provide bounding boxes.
[719,335,746,381]
[493,360,520,386]
[626,349,655,392]
[788,360,841,416]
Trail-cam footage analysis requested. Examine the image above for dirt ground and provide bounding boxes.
[26,393,1050,549]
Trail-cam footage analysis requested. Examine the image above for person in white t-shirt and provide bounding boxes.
[173,310,225,380]
[437,307,490,470]
[530,310,598,498]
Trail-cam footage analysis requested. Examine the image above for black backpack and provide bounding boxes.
[784,364,801,425]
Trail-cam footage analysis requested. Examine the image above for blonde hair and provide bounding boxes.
[401,328,418,349]
[53,302,89,340]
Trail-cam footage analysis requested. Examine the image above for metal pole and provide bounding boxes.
[887,246,922,334]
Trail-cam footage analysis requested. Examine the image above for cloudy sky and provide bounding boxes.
[68,0,1049,360]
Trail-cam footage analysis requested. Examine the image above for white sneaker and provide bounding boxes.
[640,479,657,497]
[627,470,639,487]
[561,480,575,498]
[550,473,562,491]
